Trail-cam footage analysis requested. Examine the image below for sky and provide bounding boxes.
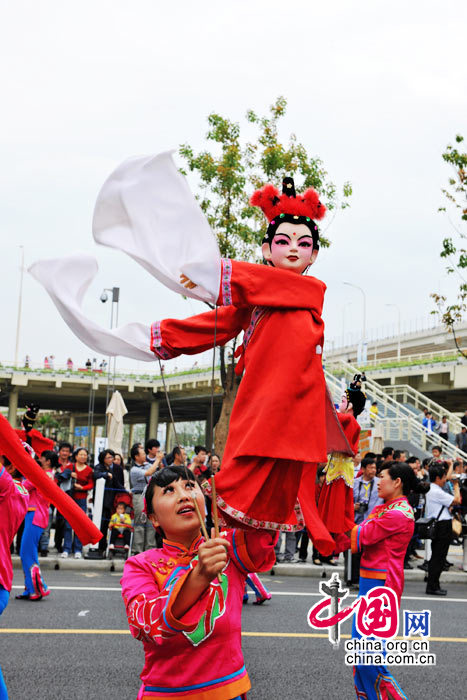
[2,0,466,372]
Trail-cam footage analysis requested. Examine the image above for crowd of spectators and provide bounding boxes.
[11,437,221,561]
[10,424,467,597]
[347,445,466,595]
[275,443,467,597]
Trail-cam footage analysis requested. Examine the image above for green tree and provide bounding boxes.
[431,134,467,357]
[180,97,352,454]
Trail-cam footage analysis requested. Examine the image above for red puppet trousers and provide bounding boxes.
[0,416,102,546]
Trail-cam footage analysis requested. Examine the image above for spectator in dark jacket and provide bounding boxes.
[455,427,467,452]
[94,449,126,553]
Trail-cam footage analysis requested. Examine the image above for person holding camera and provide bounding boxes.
[425,462,461,595]
[353,458,383,525]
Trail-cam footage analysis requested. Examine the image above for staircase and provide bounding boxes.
[379,384,463,441]
[324,361,467,461]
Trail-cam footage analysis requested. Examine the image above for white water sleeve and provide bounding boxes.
[92,150,221,304]
[28,254,155,361]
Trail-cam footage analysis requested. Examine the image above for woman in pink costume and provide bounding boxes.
[0,458,29,698]
[15,445,53,601]
[121,465,277,700]
[350,463,429,699]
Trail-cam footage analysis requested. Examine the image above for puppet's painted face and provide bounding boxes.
[261,222,318,273]
[339,394,351,413]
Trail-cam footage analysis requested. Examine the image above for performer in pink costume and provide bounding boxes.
[350,463,429,699]
[121,465,277,700]
[0,459,29,697]
[16,448,53,601]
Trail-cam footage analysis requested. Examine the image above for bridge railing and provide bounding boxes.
[329,346,466,370]
[0,360,217,381]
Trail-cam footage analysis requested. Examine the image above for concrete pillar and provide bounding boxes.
[148,398,159,439]
[128,423,135,451]
[165,421,174,453]
[69,414,75,444]
[8,388,19,428]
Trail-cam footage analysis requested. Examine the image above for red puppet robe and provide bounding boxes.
[318,412,360,546]
[151,259,351,556]
[14,428,54,457]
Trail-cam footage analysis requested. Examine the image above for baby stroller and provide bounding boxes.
[106,492,134,560]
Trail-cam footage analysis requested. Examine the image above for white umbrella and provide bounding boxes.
[106,391,128,454]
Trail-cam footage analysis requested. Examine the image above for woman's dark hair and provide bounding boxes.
[98,448,115,465]
[41,450,59,469]
[145,466,196,517]
[73,447,88,461]
[384,462,430,496]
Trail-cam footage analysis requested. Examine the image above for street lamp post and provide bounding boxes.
[385,303,401,361]
[14,246,25,367]
[343,282,366,360]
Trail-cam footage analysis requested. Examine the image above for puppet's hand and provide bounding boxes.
[180,274,197,290]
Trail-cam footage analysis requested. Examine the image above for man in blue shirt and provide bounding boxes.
[353,457,383,524]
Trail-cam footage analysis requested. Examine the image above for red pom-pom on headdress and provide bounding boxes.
[250,177,326,222]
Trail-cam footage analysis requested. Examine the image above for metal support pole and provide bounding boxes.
[14,247,25,367]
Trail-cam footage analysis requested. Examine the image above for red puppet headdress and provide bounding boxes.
[250,176,326,249]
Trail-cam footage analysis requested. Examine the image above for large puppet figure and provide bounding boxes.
[318,374,366,538]
[151,178,351,554]
[29,154,353,557]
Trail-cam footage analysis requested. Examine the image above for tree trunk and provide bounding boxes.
[214,361,240,458]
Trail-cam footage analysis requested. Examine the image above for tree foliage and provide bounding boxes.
[180,96,352,261]
[179,97,352,452]
[431,135,467,356]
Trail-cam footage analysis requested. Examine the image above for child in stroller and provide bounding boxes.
[108,496,133,559]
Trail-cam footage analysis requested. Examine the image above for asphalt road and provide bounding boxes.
[1,569,466,700]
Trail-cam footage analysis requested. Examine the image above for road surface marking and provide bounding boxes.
[10,585,467,603]
[0,629,466,643]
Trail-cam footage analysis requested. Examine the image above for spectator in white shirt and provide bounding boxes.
[425,463,460,596]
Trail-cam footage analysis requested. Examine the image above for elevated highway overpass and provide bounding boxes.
[0,363,223,446]
[326,323,467,412]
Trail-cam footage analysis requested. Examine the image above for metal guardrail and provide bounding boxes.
[324,362,467,462]
[381,384,463,438]
[353,347,465,369]
[0,361,216,382]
